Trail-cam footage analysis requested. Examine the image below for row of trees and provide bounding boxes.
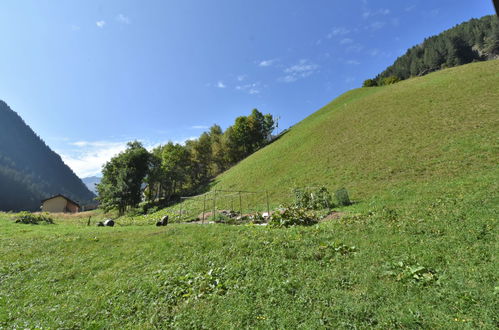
[97,109,275,214]
[364,15,499,87]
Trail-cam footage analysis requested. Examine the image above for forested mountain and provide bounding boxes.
[0,100,95,211]
[368,15,498,85]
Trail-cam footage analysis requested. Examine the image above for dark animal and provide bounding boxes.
[97,219,115,227]
[103,219,115,227]
[156,215,168,226]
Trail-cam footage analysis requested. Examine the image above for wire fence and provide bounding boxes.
[175,189,271,222]
[172,185,349,223]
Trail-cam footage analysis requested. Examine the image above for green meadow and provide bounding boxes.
[1,60,498,328]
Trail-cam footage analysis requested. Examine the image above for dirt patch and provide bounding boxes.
[320,211,346,222]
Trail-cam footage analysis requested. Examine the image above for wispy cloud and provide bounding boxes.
[340,38,354,45]
[191,125,209,130]
[236,82,262,95]
[362,8,390,19]
[405,5,416,12]
[59,141,128,177]
[259,59,277,67]
[346,60,360,65]
[369,21,386,30]
[345,43,364,53]
[96,20,106,28]
[327,27,350,38]
[217,81,226,88]
[237,75,247,82]
[279,59,319,83]
[70,25,81,31]
[116,14,130,24]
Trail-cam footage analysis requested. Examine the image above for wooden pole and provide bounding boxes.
[87,216,91,226]
[179,202,183,221]
[202,194,206,224]
[266,191,270,216]
[239,191,242,217]
[212,190,217,221]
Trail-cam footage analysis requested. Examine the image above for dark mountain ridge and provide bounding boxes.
[0,100,95,211]
[369,15,498,84]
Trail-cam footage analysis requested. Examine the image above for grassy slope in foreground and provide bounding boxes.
[0,60,497,328]
[211,60,499,209]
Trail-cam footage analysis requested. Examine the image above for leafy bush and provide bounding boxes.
[14,212,54,225]
[269,206,319,227]
[363,79,378,87]
[293,186,333,210]
[379,76,401,86]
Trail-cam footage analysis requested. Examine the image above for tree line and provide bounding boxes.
[97,109,275,215]
[364,15,499,87]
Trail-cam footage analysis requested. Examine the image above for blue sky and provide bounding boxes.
[0,0,495,177]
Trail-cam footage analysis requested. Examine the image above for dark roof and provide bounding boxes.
[41,194,80,207]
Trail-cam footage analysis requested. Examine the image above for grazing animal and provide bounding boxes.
[103,219,115,227]
[156,215,169,226]
[97,219,115,227]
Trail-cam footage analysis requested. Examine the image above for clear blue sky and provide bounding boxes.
[0,0,494,177]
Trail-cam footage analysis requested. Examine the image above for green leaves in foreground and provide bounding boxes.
[268,206,319,227]
[383,260,440,286]
[14,211,54,225]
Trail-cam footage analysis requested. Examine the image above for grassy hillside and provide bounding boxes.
[1,61,497,328]
[209,60,498,209]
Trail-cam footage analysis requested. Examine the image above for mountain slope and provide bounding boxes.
[82,176,101,195]
[209,60,499,207]
[0,101,95,211]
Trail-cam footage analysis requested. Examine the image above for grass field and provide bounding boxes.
[1,61,498,328]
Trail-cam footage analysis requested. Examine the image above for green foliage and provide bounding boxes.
[268,206,319,227]
[156,266,228,304]
[293,186,333,210]
[14,211,54,225]
[378,76,400,86]
[143,109,275,207]
[370,15,498,84]
[97,141,150,215]
[362,78,378,87]
[383,261,439,286]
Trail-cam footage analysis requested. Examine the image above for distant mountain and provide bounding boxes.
[0,100,95,211]
[82,176,101,194]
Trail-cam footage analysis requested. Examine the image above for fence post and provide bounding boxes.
[266,191,270,216]
[239,191,242,217]
[179,202,183,222]
[202,194,206,224]
[212,190,217,221]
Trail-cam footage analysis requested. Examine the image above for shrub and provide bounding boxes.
[269,206,319,227]
[15,211,54,225]
[379,76,401,85]
[363,79,378,87]
[293,186,333,210]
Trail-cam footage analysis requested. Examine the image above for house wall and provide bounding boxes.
[42,196,68,213]
[66,201,79,213]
